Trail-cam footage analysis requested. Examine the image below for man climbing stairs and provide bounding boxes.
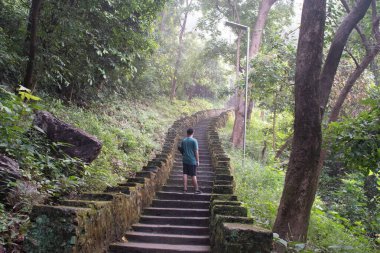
[109,119,214,253]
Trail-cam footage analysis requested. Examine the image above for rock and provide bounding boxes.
[0,154,21,200]
[33,111,102,163]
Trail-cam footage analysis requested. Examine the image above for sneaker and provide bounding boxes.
[182,189,187,194]
[194,190,202,194]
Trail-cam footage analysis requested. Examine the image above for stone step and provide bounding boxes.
[151,199,210,209]
[166,179,213,187]
[140,215,209,226]
[162,186,213,194]
[175,154,211,158]
[170,171,214,177]
[132,223,209,235]
[156,192,211,201]
[171,167,214,172]
[173,161,212,164]
[109,242,211,253]
[125,231,210,245]
[168,175,214,181]
[172,166,214,171]
[143,207,209,217]
[174,160,212,164]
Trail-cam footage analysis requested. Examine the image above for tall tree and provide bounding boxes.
[23,0,43,90]
[272,0,326,242]
[273,0,373,242]
[231,0,278,147]
[170,0,193,101]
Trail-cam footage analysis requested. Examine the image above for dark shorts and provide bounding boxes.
[183,163,197,176]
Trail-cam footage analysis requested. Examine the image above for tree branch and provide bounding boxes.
[329,45,380,122]
[344,48,360,67]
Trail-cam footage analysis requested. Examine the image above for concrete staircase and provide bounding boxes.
[109,120,214,253]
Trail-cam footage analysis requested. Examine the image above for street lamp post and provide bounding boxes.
[225,21,250,169]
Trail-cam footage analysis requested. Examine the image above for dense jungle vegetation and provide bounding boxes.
[0,0,379,252]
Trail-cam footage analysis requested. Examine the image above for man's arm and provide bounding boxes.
[195,140,199,166]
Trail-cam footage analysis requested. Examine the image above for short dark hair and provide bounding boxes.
[187,128,194,135]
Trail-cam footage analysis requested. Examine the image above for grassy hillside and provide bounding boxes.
[45,97,217,191]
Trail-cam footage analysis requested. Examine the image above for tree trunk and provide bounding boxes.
[272,101,277,150]
[273,0,326,242]
[231,90,246,147]
[272,83,283,150]
[364,175,379,214]
[261,140,267,160]
[24,0,43,90]
[159,10,167,33]
[249,0,278,58]
[231,18,244,147]
[170,0,191,101]
[370,61,380,86]
[275,135,293,159]
[231,0,277,146]
[319,0,372,112]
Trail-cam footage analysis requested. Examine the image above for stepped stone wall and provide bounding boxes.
[207,111,273,253]
[24,109,224,253]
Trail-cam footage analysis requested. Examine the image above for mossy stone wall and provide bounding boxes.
[207,111,273,253]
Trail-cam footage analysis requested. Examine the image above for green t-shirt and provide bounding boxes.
[181,137,198,165]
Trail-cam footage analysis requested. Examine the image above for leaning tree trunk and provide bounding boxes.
[329,46,380,122]
[275,135,293,159]
[319,0,373,112]
[273,0,326,242]
[249,0,277,58]
[231,0,277,147]
[315,0,374,194]
[24,0,43,90]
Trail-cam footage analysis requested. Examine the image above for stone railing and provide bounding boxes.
[207,111,273,253]
[24,109,225,253]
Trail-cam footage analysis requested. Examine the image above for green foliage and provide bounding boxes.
[322,90,380,240]
[250,37,295,112]
[220,116,284,227]
[0,203,29,250]
[0,86,83,197]
[327,95,380,177]
[0,1,27,87]
[0,0,166,100]
[219,114,378,252]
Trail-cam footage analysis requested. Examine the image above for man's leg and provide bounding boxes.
[191,176,199,191]
[183,174,188,191]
